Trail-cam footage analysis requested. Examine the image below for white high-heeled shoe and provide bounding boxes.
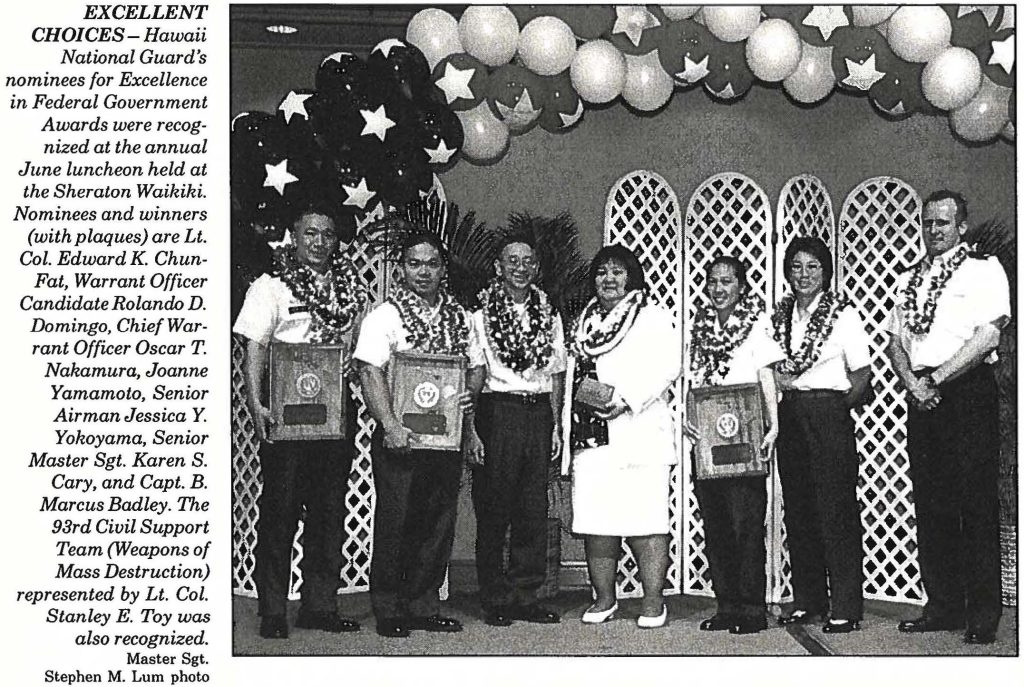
[637,605,668,629]
[581,602,618,624]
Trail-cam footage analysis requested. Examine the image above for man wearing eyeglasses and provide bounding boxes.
[468,233,567,627]
[885,190,1011,645]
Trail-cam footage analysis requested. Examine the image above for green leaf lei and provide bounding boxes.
[479,278,555,373]
[772,290,847,376]
[901,244,969,337]
[389,282,470,356]
[273,246,368,344]
[571,289,647,361]
[690,290,764,386]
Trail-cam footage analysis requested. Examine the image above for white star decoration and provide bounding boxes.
[880,100,906,117]
[263,159,299,196]
[360,104,396,141]
[373,38,406,58]
[435,62,477,104]
[424,139,457,165]
[494,89,542,130]
[843,53,886,90]
[958,6,1001,27]
[708,82,737,100]
[278,91,313,124]
[803,5,849,42]
[342,178,375,209]
[989,34,1015,75]
[559,99,585,128]
[674,54,710,84]
[612,6,662,47]
[321,51,355,67]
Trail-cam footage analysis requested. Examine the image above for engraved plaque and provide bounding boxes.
[268,343,346,441]
[388,351,466,451]
[688,382,766,480]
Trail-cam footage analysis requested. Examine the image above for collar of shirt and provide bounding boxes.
[792,292,824,324]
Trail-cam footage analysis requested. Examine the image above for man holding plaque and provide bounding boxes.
[233,202,368,639]
[885,191,1010,645]
[468,233,566,627]
[354,232,486,638]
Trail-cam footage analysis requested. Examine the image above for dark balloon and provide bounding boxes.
[790,5,851,47]
[536,71,583,133]
[430,53,490,111]
[869,57,926,119]
[831,26,897,92]
[410,99,464,167]
[316,51,372,105]
[555,5,615,40]
[945,4,1003,50]
[703,38,754,101]
[486,63,544,134]
[657,19,714,87]
[976,29,1016,88]
[367,40,433,100]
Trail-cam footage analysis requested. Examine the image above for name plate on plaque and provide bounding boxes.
[268,343,346,441]
[688,383,765,480]
[388,351,466,451]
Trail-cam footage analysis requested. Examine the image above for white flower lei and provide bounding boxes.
[273,246,368,344]
[389,282,470,356]
[570,289,647,361]
[479,279,555,373]
[690,291,764,386]
[901,244,970,337]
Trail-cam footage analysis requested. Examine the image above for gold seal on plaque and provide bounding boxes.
[413,381,441,409]
[296,372,322,399]
[715,412,740,439]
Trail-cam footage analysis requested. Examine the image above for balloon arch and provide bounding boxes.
[231,4,1015,229]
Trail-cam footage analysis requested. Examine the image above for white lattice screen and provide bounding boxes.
[682,173,774,598]
[232,182,447,600]
[603,170,684,598]
[837,177,926,605]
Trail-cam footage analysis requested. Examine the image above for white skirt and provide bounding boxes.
[571,449,671,536]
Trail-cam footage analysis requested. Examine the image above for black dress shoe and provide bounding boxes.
[822,619,861,634]
[295,611,361,633]
[509,603,560,624]
[729,617,768,635]
[406,614,463,632]
[778,609,823,626]
[898,616,965,633]
[259,615,288,639]
[484,607,513,627]
[699,614,734,632]
[963,629,996,645]
[376,618,410,638]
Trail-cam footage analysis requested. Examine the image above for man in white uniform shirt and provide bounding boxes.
[886,191,1011,645]
[233,203,367,639]
[469,234,566,627]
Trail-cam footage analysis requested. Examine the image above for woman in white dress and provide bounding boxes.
[568,245,681,628]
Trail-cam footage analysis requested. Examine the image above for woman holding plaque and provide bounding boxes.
[773,237,872,633]
[683,255,783,634]
[568,245,681,629]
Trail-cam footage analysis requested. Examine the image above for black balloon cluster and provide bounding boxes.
[231,40,464,235]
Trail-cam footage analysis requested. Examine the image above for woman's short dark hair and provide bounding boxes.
[705,255,749,292]
[784,236,834,288]
[400,231,448,265]
[588,244,646,294]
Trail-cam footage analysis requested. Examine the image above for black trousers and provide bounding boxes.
[908,365,1002,633]
[693,472,768,620]
[254,438,354,617]
[472,393,553,609]
[369,438,462,620]
[777,391,864,620]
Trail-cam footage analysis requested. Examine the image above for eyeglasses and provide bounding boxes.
[502,257,538,269]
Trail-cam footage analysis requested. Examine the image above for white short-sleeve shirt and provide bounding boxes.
[714,312,786,387]
[788,294,873,391]
[232,273,329,345]
[471,304,567,394]
[353,301,485,369]
[885,249,1011,369]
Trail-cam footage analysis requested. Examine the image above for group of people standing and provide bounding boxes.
[234,189,1009,647]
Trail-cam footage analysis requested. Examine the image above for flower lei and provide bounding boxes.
[571,289,647,361]
[690,291,764,386]
[772,290,847,375]
[478,278,555,373]
[900,244,970,337]
[388,282,470,356]
[273,246,368,344]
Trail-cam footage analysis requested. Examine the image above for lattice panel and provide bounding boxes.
[775,174,837,298]
[837,177,925,605]
[683,172,774,598]
[232,181,446,600]
[603,170,684,598]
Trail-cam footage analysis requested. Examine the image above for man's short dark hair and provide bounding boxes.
[706,255,749,293]
[923,190,968,225]
[401,231,448,265]
[784,236,834,289]
[588,244,647,294]
[497,230,537,256]
[288,200,357,244]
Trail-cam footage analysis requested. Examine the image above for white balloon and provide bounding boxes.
[887,6,952,63]
[621,50,674,111]
[702,5,762,42]
[746,19,802,82]
[783,43,835,104]
[950,76,1011,142]
[922,46,983,111]
[457,101,511,163]
[406,8,463,70]
[661,6,701,22]
[570,39,627,103]
[518,16,577,76]
[459,6,520,67]
[851,6,896,27]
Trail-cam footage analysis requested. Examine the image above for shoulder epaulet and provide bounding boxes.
[967,250,993,260]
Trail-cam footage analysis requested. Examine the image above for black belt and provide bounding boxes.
[782,389,844,399]
[485,392,551,406]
